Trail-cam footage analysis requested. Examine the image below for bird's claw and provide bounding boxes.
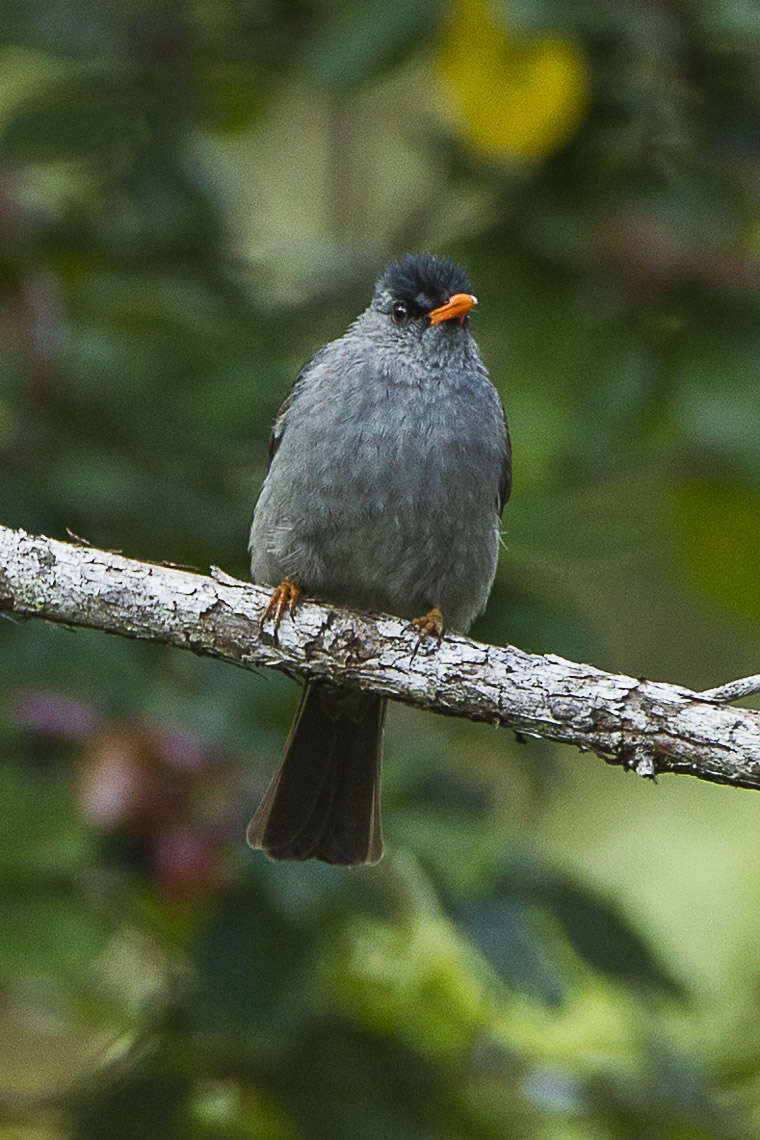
[408,607,444,654]
[262,577,301,633]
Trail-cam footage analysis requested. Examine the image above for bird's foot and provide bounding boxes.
[262,577,301,633]
[408,607,444,645]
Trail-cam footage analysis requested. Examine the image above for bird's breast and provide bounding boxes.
[252,365,503,628]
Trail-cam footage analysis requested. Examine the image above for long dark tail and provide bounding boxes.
[247,681,385,866]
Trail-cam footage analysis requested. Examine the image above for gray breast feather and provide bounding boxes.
[250,326,508,632]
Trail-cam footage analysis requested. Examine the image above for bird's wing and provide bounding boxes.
[266,346,328,471]
[498,403,512,516]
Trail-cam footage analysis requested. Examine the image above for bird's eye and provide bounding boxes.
[392,301,408,324]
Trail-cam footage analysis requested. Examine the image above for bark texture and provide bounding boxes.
[2,524,759,789]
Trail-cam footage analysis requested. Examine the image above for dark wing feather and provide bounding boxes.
[498,403,512,516]
[266,346,327,471]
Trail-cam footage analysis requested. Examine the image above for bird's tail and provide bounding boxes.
[247,681,385,866]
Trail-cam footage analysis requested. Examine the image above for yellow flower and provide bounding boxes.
[437,0,589,162]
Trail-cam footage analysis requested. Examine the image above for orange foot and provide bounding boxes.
[408,606,444,642]
[262,576,302,632]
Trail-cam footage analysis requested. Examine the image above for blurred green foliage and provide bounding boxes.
[1,0,760,1136]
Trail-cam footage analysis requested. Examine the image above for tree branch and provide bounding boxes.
[2,524,759,789]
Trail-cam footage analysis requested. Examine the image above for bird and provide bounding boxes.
[247,252,511,866]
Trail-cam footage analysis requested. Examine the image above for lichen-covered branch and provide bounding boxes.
[2,524,759,789]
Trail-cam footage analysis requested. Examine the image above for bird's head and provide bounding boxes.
[371,253,477,337]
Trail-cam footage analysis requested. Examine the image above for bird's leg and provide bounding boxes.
[408,606,444,643]
[262,576,302,632]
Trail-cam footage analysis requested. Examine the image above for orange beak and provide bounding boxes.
[428,292,478,325]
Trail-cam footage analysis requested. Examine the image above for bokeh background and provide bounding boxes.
[2,1,760,1136]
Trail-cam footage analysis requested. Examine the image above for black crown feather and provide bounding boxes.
[374,252,472,312]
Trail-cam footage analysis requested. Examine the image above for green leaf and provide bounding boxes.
[270,1018,495,1140]
[454,895,567,1005]
[673,481,760,624]
[671,330,760,481]
[1,74,145,162]
[72,1054,192,1140]
[197,63,269,131]
[533,878,682,995]
[451,858,682,999]
[191,878,318,1044]
[510,860,683,995]
[0,888,109,975]
[0,764,93,873]
[305,0,427,91]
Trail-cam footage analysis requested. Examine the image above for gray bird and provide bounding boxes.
[247,252,511,866]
